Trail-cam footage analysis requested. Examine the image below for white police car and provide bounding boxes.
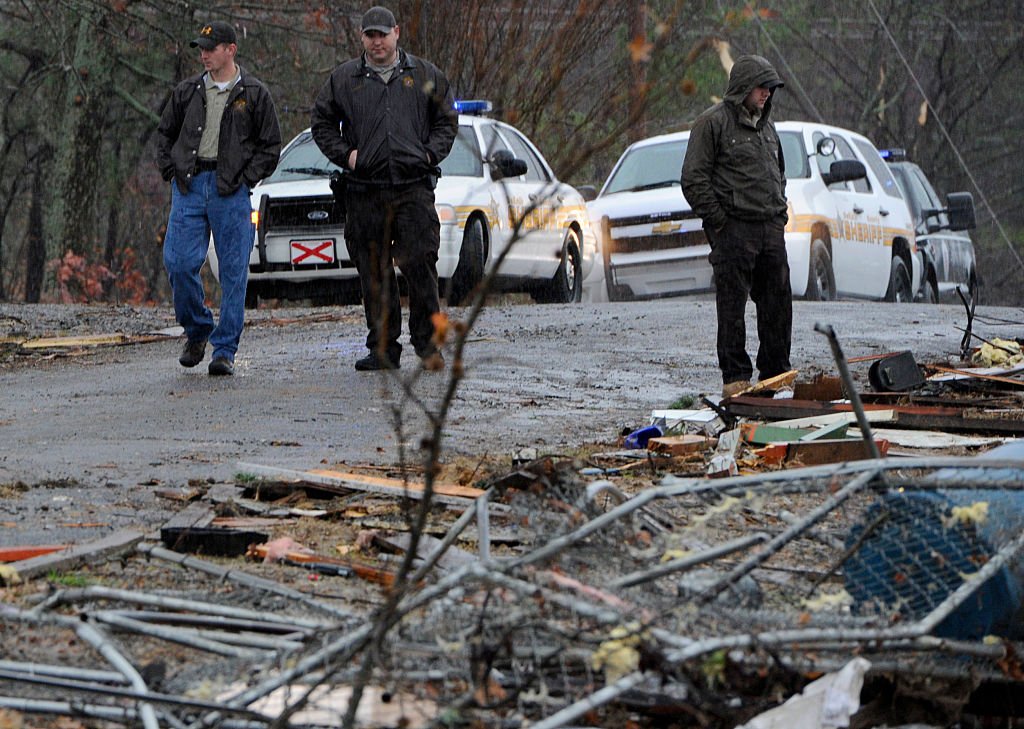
[585,121,921,303]
[209,101,600,307]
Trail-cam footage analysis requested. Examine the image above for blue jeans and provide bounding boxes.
[163,171,253,362]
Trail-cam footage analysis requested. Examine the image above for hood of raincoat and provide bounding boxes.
[723,54,784,118]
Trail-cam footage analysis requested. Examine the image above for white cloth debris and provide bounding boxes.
[736,657,871,729]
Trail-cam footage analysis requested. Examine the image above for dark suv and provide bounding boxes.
[882,150,979,304]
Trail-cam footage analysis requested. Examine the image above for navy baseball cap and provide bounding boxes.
[190,21,237,50]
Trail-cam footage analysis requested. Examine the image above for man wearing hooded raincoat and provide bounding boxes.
[682,55,791,398]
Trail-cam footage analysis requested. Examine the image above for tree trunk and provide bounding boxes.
[628,0,647,143]
[43,8,110,281]
[25,158,46,303]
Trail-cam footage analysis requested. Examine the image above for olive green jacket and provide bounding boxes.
[681,55,788,231]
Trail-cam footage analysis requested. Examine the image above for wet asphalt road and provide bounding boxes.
[0,298,991,545]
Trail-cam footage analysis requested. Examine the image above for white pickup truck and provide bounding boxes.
[584,121,921,303]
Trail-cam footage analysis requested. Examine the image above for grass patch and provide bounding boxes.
[668,394,698,409]
[0,481,29,499]
[47,571,90,587]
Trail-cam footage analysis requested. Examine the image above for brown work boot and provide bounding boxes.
[722,380,751,398]
[179,338,207,368]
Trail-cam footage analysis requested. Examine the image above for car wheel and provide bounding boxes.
[921,274,938,304]
[805,239,837,301]
[533,228,583,304]
[885,257,913,303]
[447,217,486,306]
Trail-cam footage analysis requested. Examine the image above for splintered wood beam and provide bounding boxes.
[2,529,145,584]
[235,462,484,504]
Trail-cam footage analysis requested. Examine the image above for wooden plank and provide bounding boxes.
[0,545,68,563]
[783,438,890,466]
[246,543,395,587]
[726,397,1024,435]
[19,333,172,350]
[373,532,477,572]
[307,469,485,500]
[928,364,1024,389]
[850,428,1007,450]
[799,420,849,441]
[21,334,131,349]
[647,434,716,455]
[793,376,845,401]
[756,439,891,467]
[3,529,145,584]
[748,370,798,393]
[237,463,484,504]
[847,351,908,364]
[769,410,895,429]
[928,361,1024,382]
[160,501,215,532]
[740,422,815,444]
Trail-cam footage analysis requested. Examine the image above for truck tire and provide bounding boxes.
[805,239,837,301]
[885,257,913,303]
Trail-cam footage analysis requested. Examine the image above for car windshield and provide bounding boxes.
[602,139,687,195]
[261,126,484,184]
[264,132,341,183]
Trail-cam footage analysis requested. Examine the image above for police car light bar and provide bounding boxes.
[879,148,907,162]
[454,99,493,115]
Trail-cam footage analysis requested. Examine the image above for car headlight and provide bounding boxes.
[435,203,456,225]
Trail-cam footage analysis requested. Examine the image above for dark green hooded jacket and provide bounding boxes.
[681,55,787,232]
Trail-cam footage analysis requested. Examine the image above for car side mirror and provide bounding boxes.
[822,159,866,186]
[577,185,598,202]
[945,191,976,231]
[490,150,528,180]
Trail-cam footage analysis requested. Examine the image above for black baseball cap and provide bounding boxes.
[361,6,397,33]
[190,21,237,50]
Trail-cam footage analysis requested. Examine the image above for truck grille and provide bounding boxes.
[265,195,342,230]
[610,229,707,254]
[608,210,698,228]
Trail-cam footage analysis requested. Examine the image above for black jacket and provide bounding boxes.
[681,55,787,231]
[156,66,281,196]
[310,50,457,186]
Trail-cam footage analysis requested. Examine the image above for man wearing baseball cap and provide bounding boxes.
[156,20,281,376]
[682,54,792,399]
[311,6,457,372]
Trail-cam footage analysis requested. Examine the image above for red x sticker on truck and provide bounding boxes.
[290,239,335,264]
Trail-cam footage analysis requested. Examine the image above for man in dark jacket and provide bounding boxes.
[311,6,457,372]
[682,54,791,398]
[156,20,281,376]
